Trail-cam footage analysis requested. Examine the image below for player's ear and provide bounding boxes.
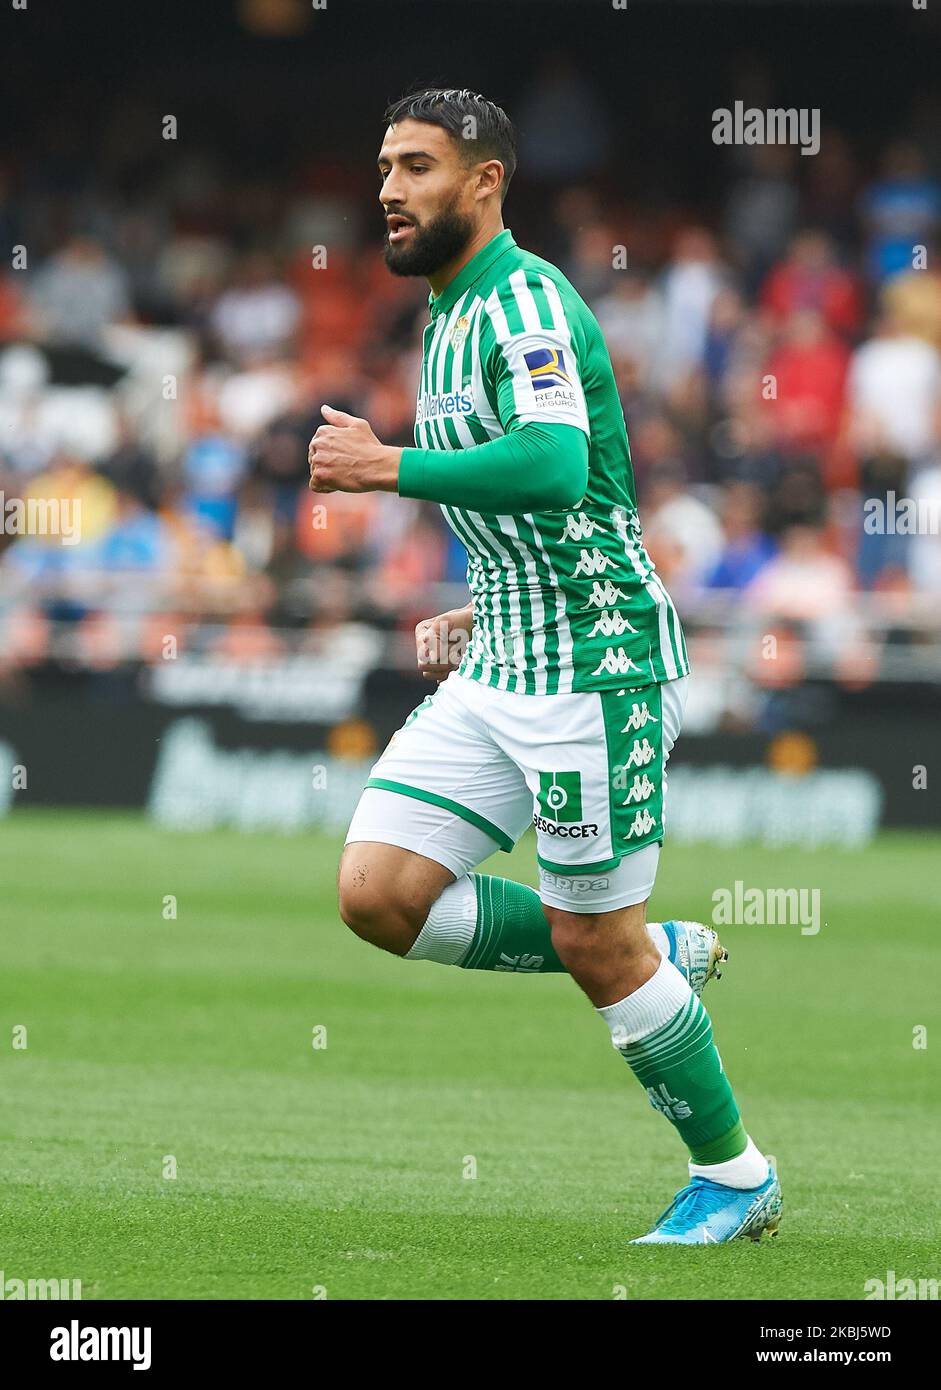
[475,159,503,200]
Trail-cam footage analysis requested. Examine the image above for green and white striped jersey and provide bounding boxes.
[413,228,689,695]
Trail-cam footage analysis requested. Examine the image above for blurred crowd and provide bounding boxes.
[2,87,941,685]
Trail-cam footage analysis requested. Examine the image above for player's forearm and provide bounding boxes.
[397,423,589,512]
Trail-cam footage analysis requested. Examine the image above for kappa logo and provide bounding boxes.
[621,772,656,805]
[588,611,638,638]
[572,547,612,578]
[591,648,643,677]
[536,770,583,822]
[621,700,658,733]
[558,511,598,543]
[539,871,611,893]
[624,736,656,769]
[582,581,629,609]
[626,807,658,839]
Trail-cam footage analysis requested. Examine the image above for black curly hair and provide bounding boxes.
[382,88,517,201]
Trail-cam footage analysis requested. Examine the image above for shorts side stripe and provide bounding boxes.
[365,778,515,852]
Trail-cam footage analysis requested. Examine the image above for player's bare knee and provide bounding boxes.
[545,905,652,971]
[338,871,403,952]
[546,911,602,970]
[337,847,443,955]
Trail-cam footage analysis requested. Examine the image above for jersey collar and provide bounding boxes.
[427,229,517,320]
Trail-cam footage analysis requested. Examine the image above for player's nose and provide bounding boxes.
[379,171,407,207]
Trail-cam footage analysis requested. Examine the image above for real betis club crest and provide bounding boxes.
[449,315,470,350]
[536,770,583,823]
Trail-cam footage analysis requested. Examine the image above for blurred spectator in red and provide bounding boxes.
[764,308,850,455]
[0,273,26,341]
[761,230,862,338]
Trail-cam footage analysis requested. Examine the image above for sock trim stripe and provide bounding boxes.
[616,993,702,1057]
[619,998,709,1054]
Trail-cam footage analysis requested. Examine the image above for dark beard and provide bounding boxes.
[383,202,476,277]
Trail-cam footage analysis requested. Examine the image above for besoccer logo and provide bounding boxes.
[537,771,583,823]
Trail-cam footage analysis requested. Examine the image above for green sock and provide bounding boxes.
[602,984,745,1164]
[405,872,565,973]
[462,874,566,973]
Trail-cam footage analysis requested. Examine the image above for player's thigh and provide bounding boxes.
[487,676,688,916]
[342,676,532,936]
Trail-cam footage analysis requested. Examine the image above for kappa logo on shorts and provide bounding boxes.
[621,772,656,805]
[540,871,611,892]
[624,736,657,768]
[625,807,658,839]
[621,700,658,733]
[536,770,583,822]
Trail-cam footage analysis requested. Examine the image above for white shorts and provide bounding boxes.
[345,672,688,913]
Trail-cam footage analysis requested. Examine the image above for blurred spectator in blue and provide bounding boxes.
[855,447,911,590]
[702,287,749,398]
[182,435,248,540]
[706,482,777,590]
[860,141,941,285]
[97,493,173,572]
[655,228,729,393]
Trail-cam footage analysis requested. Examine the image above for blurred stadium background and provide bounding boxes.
[2,0,940,839]
[2,0,940,1303]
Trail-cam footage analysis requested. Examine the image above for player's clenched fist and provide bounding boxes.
[415,604,474,681]
[308,404,401,494]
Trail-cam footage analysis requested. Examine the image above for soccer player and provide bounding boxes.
[308,89,782,1244]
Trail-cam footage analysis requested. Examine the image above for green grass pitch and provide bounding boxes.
[2,809,939,1300]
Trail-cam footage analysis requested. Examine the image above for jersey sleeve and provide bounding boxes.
[480,269,591,438]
